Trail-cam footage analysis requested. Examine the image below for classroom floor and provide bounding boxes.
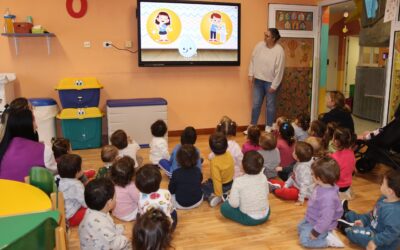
[68,132,387,250]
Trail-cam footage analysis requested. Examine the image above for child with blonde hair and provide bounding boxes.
[96,145,119,179]
[210,116,243,177]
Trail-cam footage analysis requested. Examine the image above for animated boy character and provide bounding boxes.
[155,12,172,42]
[210,13,222,42]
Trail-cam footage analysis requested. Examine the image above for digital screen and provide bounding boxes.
[138,0,240,66]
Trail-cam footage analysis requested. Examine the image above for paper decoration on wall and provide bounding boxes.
[276,11,313,31]
[287,40,298,58]
[66,0,88,18]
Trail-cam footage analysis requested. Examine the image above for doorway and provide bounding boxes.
[319,0,385,134]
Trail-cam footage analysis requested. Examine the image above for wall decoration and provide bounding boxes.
[66,0,88,18]
[268,4,318,38]
[389,31,400,120]
[275,10,313,31]
[276,37,314,119]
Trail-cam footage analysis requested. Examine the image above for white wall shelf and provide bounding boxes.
[1,33,55,55]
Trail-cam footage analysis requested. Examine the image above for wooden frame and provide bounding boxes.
[268,4,318,38]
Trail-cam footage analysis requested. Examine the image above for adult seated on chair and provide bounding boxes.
[0,108,57,182]
[320,91,355,133]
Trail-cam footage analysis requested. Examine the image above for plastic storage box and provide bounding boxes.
[57,107,103,150]
[29,98,59,146]
[56,77,102,109]
[107,98,167,147]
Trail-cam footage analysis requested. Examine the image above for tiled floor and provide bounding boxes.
[353,115,381,135]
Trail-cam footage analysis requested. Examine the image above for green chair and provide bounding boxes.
[26,167,57,196]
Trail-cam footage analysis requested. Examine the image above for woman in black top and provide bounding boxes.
[321,91,355,133]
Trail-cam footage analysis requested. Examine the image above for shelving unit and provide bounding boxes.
[1,33,55,55]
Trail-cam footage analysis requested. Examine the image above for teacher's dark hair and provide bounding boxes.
[0,109,38,166]
[269,28,281,42]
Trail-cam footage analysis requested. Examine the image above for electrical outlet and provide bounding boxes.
[103,41,112,48]
[125,41,132,48]
[83,41,91,48]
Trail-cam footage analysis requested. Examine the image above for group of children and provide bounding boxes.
[52,92,400,249]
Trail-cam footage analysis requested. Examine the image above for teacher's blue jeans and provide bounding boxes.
[251,79,277,127]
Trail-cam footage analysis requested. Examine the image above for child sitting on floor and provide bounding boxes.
[213,116,243,177]
[110,156,140,221]
[149,120,170,166]
[308,120,327,138]
[52,138,95,184]
[96,145,118,179]
[330,127,356,200]
[242,125,261,154]
[79,178,130,250]
[220,151,270,226]
[338,169,400,250]
[135,164,177,230]
[203,132,234,207]
[276,121,296,181]
[271,141,314,205]
[292,113,310,142]
[258,132,280,179]
[133,208,172,250]
[168,144,203,210]
[159,126,202,177]
[298,156,344,248]
[58,154,87,227]
[110,129,142,168]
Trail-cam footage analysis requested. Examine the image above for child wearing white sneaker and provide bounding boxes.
[202,132,234,207]
[339,170,400,250]
[298,156,344,248]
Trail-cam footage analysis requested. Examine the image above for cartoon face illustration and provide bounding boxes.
[155,13,170,25]
[178,37,197,58]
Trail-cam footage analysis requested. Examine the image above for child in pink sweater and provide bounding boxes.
[330,127,355,200]
[242,125,261,154]
[276,122,296,181]
[110,156,140,221]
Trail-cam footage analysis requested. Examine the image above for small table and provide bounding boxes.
[0,210,59,249]
[0,179,52,217]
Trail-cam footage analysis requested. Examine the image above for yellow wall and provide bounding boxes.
[0,0,316,130]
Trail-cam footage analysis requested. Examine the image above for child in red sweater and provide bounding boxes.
[330,127,355,200]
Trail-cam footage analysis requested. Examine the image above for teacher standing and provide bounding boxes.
[247,28,285,133]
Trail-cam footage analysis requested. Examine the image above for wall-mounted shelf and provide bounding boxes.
[1,33,55,55]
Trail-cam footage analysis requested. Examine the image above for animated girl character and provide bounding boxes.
[210,13,222,42]
[155,12,172,42]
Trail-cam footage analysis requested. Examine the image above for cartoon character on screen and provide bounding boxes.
[155,12,172,42]
[178,37,197,58]
[210,13,222,42]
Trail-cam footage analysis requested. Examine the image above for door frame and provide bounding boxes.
[318,0,400,126]
[385,20,400,124]
[268,4,319,120]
